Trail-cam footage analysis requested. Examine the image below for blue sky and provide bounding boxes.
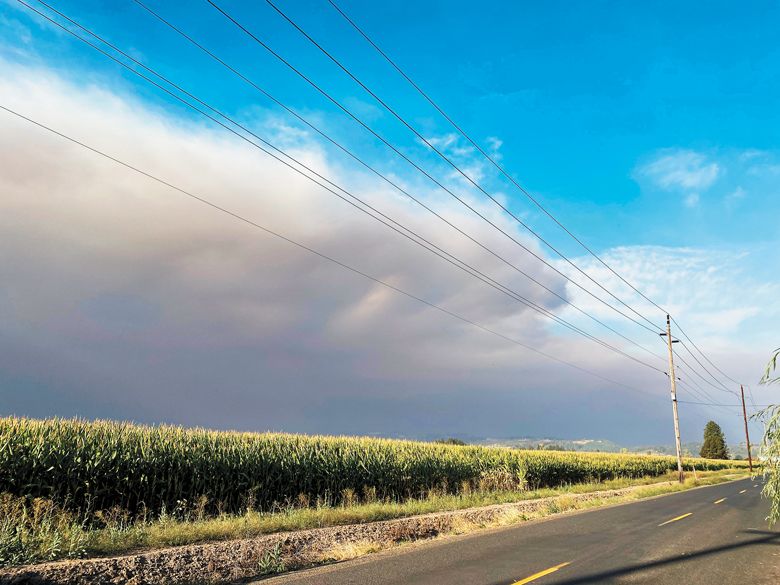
[1,0,778,444]
[6,0,780,253]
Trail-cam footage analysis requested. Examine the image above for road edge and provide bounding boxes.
[259,473,754,584]
[1,471,751,585]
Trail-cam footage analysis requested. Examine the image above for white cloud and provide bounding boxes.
[558,245,778,357]
[638,149,720,192]
[0,14,31,45]
[425,132,459,151]
[485,136,503,162]
[556,243,774,441]
[684,192,700,207]
[725,186,746,204]
[486,136,503,152]
[738,149,767,163]
[746,161,780,177]
[423,132,492,183]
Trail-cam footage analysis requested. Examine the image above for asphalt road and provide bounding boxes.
[265,478,780,585]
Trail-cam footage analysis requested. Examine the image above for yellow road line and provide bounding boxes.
[658,512,693,526]
[512,562,571,585]
[714,498,726,504]
[739,489,747,494]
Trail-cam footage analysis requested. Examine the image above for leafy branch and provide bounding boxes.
[760,347,780,524]
[761,348,780,385]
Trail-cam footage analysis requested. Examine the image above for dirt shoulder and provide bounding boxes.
[0,475,747,585]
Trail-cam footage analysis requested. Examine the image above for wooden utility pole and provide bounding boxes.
[740,385,754,473]
[662,314,684,483]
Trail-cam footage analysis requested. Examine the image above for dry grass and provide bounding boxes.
[0,469,748,568]
[302,469,751,571]
[319,539,382,563]
[0,494,87,566]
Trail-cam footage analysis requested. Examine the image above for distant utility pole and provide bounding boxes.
[661,314,684,483]
[740,385,754,473]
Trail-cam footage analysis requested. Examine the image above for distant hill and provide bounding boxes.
[464,436,754,459]
[478,437,624,453]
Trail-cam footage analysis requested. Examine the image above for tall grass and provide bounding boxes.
[0,469,747,568]
[0,417,747,520]
[0,494,87,566]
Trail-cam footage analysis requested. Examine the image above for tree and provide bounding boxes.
[760,347,780,523]
[435,438,466,446]
[700,421,729,459]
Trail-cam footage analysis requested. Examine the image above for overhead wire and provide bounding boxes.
[675,364,726,405]
[676,382,741,417]
[674,354,738,398]
[746,385,758,410]
[675,376,731,409]
[671,316,743,387]
[677,393,742,418]
[678,400,770,409]
[675,339,740,396]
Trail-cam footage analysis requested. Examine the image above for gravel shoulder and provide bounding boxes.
[0,476,746,585]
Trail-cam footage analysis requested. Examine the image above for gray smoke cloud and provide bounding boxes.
[1,60,760,445]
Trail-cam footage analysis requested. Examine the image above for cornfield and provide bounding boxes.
[0,417,747,519]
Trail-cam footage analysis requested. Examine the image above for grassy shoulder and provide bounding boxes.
[315,469,752,570]
[0,467,748,568]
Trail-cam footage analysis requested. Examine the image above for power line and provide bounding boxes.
[644,310,739,399]
[675,353,737,398]
[202,0,667,338]
[0,103,661,398]
[675,365,726,405]
[671,316,743,386]
[324,0,747,397]
[679,400,771,409]
[20,0,667,374]
[675,338,739,397]
[255,0,666,334]
[673,356,744,417]
[746,384,758,410]
[325,0,673,320]
[676,383,745,418]
[676,374,766,418]
[677,383,739,416]
[130,0,668,367]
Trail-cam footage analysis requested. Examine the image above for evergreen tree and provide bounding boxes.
[700,421,729,459]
